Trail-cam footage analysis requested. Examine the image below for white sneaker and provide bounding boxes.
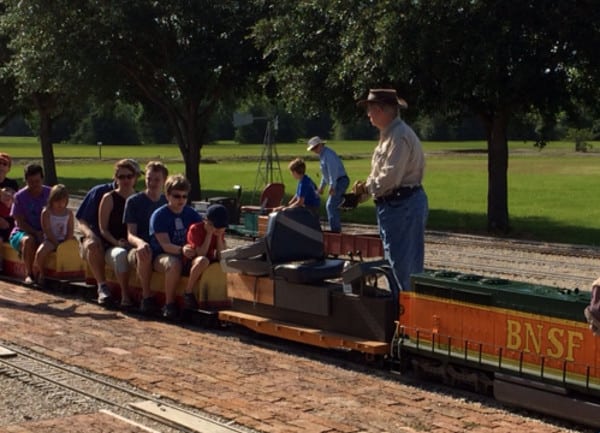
[97,284,111,305]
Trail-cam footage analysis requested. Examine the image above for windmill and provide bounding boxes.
[233,112,284,204]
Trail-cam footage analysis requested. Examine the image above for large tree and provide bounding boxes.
[1,1,266,199]
[0,1,102,185]
[255,0,600,232]
[0,3,19,130]
[81,1,266,199]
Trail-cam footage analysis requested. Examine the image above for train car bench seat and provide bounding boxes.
[267,208,344,283]
[222,207,344,283]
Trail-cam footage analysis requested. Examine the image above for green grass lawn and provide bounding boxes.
[1,136,599,245]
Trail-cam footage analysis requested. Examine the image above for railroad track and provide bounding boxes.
[0,341,257,433]
[425,230,600,259]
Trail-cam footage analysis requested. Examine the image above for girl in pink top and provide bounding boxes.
[34,184,74,285]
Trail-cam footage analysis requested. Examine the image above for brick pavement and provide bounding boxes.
[2,411,155,433]
[0,281,588,433]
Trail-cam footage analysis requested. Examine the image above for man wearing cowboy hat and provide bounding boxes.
[358,88,428,297]
[306,136,349,233]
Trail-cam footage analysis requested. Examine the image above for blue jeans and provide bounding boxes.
[376,188,428,297]
[326,176,350,233]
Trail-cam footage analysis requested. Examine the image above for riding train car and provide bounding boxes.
[219,207,600,428]
[84,261,230,312]
[0,233,230,311]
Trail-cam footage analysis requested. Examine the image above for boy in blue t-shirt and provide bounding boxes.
[149,174,201,319]
[277,158,320,217]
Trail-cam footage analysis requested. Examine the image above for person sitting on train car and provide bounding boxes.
[275,158,320,218]
[76,159,141,304]
[34,184,75,286]
[0,152,19,273]
[124,161,168,315]
[9,163,51,285]
[97,159,140,307]
[0,153,19,195]
[182,204,228,309]
[149,174,201,320]
[0,187,16,272]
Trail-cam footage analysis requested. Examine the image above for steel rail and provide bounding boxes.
[0,341,252,433]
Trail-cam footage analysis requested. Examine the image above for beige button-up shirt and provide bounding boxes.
[366,117,425,198]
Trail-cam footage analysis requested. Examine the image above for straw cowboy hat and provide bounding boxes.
[357,89,408,109]
[306,136,326,151]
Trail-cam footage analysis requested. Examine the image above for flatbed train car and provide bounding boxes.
[1,207,599,428]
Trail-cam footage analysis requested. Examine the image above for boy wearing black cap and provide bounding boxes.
[182,204,228,309]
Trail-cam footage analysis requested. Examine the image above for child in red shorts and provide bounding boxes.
[182,204,228,309]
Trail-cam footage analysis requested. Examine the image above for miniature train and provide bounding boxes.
[1,207,599,429]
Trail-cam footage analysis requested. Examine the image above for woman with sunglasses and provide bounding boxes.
[97,159,140,307]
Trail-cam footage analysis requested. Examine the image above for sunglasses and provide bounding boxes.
[116,173,135,180]
[171,193,188,200]
[0,161,9,166]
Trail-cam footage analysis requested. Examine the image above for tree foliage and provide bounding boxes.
[0,3,17,129]
[87,0,267,199]
[254,0,600,232]
[1,1,267,199]
[0,1,104,184]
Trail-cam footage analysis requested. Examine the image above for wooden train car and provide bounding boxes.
[220,207,600,428]
[220,207,397,355]
[1,239,85,282]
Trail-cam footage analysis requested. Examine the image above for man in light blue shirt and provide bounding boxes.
[307,136,349,232]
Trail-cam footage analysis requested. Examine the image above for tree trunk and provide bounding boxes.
[168,105,203,201]
[483,110,510,233]
[32,93,58,186]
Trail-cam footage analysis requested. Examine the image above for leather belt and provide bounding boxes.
[374,185,422,205]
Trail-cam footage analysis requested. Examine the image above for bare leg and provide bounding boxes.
[185,256,209,294]
[163,260,182,305]
[34,241,54,282]
[137,251,153,299]
[115,271,131,305]
[85,237,107,283]
[21,235,38,279]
